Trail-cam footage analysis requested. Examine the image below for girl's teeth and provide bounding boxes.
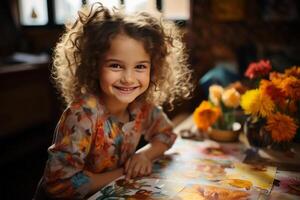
[117,87,135,91]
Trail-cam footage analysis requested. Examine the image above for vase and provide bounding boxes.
[208,127,240,142]
[243,116,272,148]
[269,141,292,152]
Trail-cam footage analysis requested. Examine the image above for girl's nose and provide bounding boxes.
[121,69,135,84]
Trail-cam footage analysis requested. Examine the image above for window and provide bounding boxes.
[18,0,190,26]
[86,0,120,10]
[162,0,190,20]
[124,0,157,14]
[18,0,48,26]
[54,0,82,24]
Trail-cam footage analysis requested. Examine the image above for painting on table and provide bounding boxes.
[269,191,299,200]
[151,154,276,193]
[89,176,262,200]
[224,162,276,193]
[174,183,260,200]
[168,139,247,162]
[88,177,185,200]
[88,138,276,200]
[271,170,300,196]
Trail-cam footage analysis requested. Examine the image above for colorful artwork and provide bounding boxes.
[88,177,185,200]
[89,177,262,200]
[269,191,299,200]
[88,138,277,200]
[168,139,247,162]
[174,183,260,200]
[224,162,276,193]
[271,170,300,196]
[151,156,234,182]
[150,150,275,193]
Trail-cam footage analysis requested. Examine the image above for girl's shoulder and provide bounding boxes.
[130,100,163,118]
[67,93,106,117]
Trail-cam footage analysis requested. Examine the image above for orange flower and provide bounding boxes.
[269,71,286,87]
[266,113,298,142]
[259,80,285,107]
[227,81,248,94]
[222,88,241,108]
[209,85,224,106]
[285,66,300,79]
[287,100,298,114]
[281,76,300,100]
[193,101,221,131]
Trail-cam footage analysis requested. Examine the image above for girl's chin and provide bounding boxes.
[113,89,141,102]
[115,96,138,104]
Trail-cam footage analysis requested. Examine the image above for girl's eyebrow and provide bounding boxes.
[104,58,150,64]
[104,58,123,63]
[138,61,151,64]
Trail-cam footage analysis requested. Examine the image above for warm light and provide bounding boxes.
[162,0,190,20]
[54,0,82,24]
[87,0,121,10]
[18,0,48,25]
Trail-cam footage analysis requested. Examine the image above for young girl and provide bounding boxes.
[41,3,193,199]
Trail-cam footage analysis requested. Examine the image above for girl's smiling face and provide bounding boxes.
[99,34,151,108]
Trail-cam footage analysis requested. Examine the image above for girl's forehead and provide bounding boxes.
[111,33,139,43]
[109,34,146,51]
[103,34,150,62]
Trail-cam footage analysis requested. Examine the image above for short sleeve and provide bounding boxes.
[143,105,177,148]
[44,99,98,199]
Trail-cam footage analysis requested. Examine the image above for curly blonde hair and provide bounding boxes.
[52,3,193,107]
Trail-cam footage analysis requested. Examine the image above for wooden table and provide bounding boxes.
[88,115,300,200]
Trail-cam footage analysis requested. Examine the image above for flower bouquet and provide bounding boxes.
[193,83,243,142]
[241,60,299,150]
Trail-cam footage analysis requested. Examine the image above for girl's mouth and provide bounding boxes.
[114,86,139,93]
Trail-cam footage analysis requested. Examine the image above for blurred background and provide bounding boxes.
[0,0,299,199]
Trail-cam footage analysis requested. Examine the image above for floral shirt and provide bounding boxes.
[43,94,177,199]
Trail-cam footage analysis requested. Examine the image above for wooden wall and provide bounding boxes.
[187,0,300,81]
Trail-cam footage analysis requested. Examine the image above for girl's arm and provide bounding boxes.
[125,105,177,180]
[85,168,123,195]
[124,140,169,179]
[88,141,167,194]
[138,140,169,161]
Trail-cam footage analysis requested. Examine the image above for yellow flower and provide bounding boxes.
[241,90,259,115]
[209,85,224,106]
[222,88,241,108]
[240,89,274,117]
[266,113,298,142]
[193,101,221,131]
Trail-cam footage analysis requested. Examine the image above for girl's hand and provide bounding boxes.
[124,152,152,180]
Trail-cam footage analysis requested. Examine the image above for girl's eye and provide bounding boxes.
[135,64,147,70]
[109,63,122,69]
